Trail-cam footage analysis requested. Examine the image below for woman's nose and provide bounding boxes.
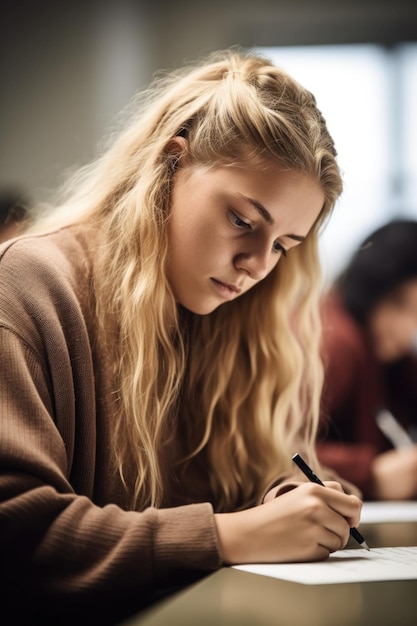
[233,244,272,281]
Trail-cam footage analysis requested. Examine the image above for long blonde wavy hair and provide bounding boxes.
[32,48,343,511]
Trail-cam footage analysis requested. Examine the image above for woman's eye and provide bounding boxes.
[228,210,287,257]
[273,241,287,256]
[229,211,251,229]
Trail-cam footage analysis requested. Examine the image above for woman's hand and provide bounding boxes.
[369,444,417,500]
[214,481,362,565]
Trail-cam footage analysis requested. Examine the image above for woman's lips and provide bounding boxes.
[210,278,242,298]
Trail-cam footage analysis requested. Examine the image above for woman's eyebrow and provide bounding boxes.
[239,194,306,241]
[286,233,305,242]
[239,194,274,224]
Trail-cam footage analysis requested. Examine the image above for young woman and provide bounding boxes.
[0,49,361,624]
[318,219,417,500]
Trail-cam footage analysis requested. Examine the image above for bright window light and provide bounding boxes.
[401,44,417,216]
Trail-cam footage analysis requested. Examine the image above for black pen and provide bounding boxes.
[292,453,370,551]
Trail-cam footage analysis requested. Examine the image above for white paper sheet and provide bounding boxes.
[233,546,417,584]
[360,501,417,524]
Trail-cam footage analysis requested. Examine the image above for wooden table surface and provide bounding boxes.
[122,521,417,626]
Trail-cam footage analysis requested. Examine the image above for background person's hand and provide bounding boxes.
[369,444,417,500]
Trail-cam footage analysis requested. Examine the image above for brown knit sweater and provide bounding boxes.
[0,225,225,624]
[0,225,353,624]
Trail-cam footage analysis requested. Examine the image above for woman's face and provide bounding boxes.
[368,278,417,362]
[166,158,325,315]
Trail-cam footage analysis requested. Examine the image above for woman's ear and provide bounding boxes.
[165,137,188,171]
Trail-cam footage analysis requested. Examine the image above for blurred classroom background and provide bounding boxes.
[2,0,417,285]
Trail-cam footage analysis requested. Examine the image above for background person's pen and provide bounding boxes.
[375,408,415,449]
[292,453,370,551]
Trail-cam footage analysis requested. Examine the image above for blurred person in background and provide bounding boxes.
[0,190,30,242]
[318,218,417,500]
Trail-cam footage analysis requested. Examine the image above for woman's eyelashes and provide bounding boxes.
[272,241,288,256]
[228,210,251,230]
[228,210,287,256]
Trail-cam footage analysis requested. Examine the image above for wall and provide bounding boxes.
[1,0,417,204]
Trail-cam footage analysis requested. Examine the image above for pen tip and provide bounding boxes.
[363,542,371,551]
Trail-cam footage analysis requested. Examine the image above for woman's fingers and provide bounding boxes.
[214,481,362,565]
[322,480,345,492]
[318,483,363,529]
[299,484,354,548]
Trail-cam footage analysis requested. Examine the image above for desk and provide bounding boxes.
[122,521,417,626]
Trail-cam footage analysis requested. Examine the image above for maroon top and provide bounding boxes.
[317,292,417,497]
